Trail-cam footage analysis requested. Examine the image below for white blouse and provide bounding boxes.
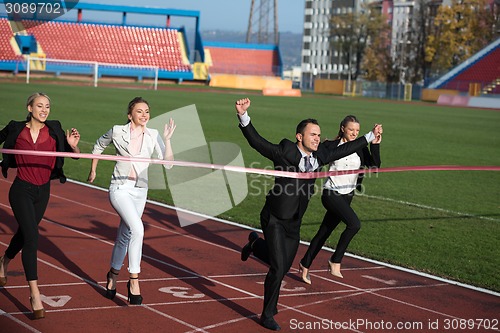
[323,140,361,194]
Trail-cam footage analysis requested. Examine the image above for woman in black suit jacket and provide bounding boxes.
[0,92,80,319]
[299,115,381,284]
[236,99,381,330]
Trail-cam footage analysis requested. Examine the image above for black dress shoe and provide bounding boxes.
[260,317,281,331]
[241,231,259,261]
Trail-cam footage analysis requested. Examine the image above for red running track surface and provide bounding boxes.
[0,174,499,333]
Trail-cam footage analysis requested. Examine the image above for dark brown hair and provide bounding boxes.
[296,118,319,135]
[127,97,149,123]
[335,115,359,140]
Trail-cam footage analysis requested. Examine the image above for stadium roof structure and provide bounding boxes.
[0,2,207,82]
[73,2,200,18]
[70,2,203,66]
[70,2,200,33]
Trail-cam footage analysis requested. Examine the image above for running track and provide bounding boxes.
[0,174,499,333]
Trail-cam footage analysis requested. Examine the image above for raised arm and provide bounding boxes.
[235,97,251,118]
[363,132,382,168]
[235,98,281,161]
[65,127,81,154]
[162,118,176,169]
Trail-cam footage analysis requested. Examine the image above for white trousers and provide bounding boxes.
[108,180,148,274]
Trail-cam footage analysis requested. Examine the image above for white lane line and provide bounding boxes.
[0,209,208,332]
[1,178,499,332]
[0,309,42,333]
[360,193,500,222]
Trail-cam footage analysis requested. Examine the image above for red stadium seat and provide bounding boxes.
[207,46,280,76]
[8,19,192,72]
[0,19,22,60]
[443,48,500,93]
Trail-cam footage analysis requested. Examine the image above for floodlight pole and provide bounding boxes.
[246,0,278,44]
[26,55,30,84]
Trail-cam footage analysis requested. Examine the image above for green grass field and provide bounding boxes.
[1,81,499,292]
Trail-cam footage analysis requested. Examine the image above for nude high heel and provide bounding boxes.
[0,256,7,287]
[30,297,45,320]
[298,262,312,285]
[328,260,343,279]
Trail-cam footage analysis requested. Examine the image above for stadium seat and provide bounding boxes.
[0,19,18,60]
[14,19,191,72]
[442,47,500,94]
[206,46,280,76]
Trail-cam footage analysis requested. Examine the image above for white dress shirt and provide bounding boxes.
[323,140,361,194]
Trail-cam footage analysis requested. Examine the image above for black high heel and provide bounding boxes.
[105,270,118,299]
[127,277,143,305]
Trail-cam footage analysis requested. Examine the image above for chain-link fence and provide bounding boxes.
[356,81,423,101]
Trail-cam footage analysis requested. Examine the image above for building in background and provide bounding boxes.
[299,0,455,88]
[300,0,334,89]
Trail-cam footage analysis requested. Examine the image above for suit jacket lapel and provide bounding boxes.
[119,124,132,156]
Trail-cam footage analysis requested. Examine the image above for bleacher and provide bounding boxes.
[0,19,23,61]
[0,18,191,73]
[429,39,500,95]
[205,42,282,77]
[20,20,191,72]
[0,3,285,86]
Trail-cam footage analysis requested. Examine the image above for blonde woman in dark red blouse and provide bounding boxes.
[0,92,80,319]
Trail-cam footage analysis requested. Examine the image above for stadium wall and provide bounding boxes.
[421,89,460,102]
[209,74,292,90]
[437,94,500,109]
[314,79,344,95]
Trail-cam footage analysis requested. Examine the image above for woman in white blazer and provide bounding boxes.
[88,97,175,305]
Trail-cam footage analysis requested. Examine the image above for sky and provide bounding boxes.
[80,0,305,34]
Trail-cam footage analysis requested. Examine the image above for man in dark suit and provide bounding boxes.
[235,98,382,330]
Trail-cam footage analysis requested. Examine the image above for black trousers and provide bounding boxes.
[5,177,50,281]
[301,189,360,268]
[251,204,301,320]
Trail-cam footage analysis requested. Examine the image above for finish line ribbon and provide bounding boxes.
[1,148,499,179]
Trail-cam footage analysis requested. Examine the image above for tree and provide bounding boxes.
[330,8,372,80]
[361,12,392,82]
[407,0,438,84]
[330,5,394,82]
[425,0,496,78]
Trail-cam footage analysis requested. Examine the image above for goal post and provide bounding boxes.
[404,83,412,101]
[26,56,159,90]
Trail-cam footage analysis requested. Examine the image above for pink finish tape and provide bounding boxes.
[1,148,499,179]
